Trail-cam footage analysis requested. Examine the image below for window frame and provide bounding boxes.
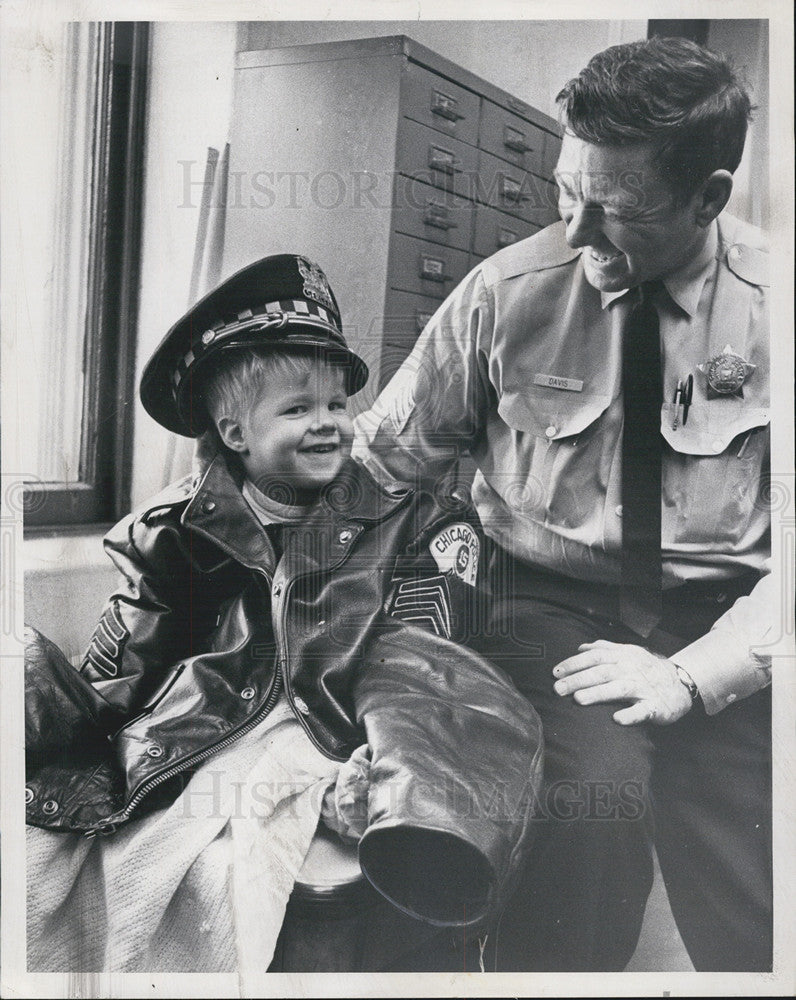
[23,22,149,534]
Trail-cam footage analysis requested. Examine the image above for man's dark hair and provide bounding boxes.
[556,36,753,200]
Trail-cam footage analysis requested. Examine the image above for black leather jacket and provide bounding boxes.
[25,456,543,926]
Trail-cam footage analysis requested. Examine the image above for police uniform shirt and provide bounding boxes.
[353,214,772,716]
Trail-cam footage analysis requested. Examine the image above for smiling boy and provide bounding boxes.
[25,254,542,972]
[206,350,354,503]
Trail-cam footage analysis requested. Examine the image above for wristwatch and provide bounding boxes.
[674,664,701,708]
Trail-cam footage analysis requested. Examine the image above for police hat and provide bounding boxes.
[140,255,369,437]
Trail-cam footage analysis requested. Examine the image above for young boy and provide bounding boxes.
[25,255,543,973]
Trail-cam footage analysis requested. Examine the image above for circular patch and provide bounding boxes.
[429,523,480,586]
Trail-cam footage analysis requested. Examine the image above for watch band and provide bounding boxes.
[674,664,700,702]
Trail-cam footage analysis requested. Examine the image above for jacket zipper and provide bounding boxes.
[277,572,348,762]
[93,661,285,834]
[87,517,360,835]
[87,567,283,836]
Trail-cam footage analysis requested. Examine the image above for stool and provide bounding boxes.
[268,825,379,971]
[268,825,456,971]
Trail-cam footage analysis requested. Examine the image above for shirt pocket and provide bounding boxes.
[498,388,613,442]
[496,388,615,529]
[661,402,770,543]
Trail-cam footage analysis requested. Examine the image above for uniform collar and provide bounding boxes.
[600,221,718,317]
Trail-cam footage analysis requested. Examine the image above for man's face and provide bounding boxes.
[554,133,709,292]
[240,363,353,502]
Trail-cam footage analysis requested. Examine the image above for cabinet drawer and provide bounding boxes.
[476,148,560,226]
[479,99,546,175]
[472,204,541,259]
[392,177,473,252]
[396,117,479,200]
[388,232,471,301]
[400,61,480,146]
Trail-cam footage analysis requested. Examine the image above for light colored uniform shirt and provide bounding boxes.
[353,215,772,715]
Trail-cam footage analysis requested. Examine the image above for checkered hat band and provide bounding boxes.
[172,300,339,388]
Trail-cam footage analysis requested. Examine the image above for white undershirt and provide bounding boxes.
[241,478,311,526]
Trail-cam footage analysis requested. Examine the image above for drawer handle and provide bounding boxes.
[497,226,520,248]
[416,309,434,332]
[423,202,458,231]
[431,89,465,122]
[420,254,451,282]
[428,145,461,175]
[503,125,532,154]
[500,175,531,203]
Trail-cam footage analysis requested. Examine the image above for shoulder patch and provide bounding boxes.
[82,600,130,678]
[429,523,480,585]
[725,243,769,287]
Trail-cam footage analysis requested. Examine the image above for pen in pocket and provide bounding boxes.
[736,429,754,458]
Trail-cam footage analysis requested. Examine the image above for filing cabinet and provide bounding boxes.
[225,36,561,401]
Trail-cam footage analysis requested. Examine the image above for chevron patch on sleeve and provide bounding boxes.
[83,600,130,677]
[388,574,453,639]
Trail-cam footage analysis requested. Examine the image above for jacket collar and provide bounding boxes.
[183,454,277,572]
[600,220,718,317]
[183,454,411,574]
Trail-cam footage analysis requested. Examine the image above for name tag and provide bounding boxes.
[533,373,584,392]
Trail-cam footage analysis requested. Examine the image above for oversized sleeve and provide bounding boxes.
[26,503,202,764]
[77,510,203,714]
[353,623,543,929]
[383,485,486,648]
[352,265,495,488]
[348,485,541,928]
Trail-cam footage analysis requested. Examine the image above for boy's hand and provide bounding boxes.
[320,743,371,841]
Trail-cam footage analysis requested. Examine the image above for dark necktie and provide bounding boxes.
[620,280,663,637]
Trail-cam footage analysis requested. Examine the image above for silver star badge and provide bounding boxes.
[697,344,756,398]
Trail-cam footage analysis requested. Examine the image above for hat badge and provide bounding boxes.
[697,344,756,398]
[297,257,335,313]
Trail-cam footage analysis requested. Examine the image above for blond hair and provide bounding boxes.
[200,347,344,427]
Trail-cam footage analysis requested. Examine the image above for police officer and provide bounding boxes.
[354,37,773,971]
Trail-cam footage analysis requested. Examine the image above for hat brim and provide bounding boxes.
[141,319,368,438]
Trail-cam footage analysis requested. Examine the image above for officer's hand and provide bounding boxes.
[552,640,693,726]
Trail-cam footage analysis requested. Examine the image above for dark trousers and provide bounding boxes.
[464,547,772,973]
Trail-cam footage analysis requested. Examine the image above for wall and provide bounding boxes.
[707,19,769,229]
[241,19,768,229]
[240,20,648,119]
